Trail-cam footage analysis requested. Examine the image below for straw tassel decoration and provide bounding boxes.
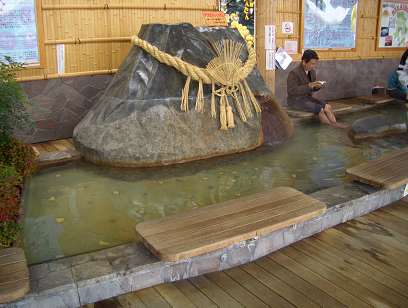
[211,82,216,118]
[239,81,253,119]
[195,79,205,113]
[219,89,228,130]
[243,80,261,113]
[226,98,235,129]
[181,76,191,112]
[232,91,247,123]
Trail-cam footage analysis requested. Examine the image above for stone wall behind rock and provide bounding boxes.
[16,75,112,144]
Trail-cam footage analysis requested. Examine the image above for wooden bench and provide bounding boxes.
[32,138,81,167]
[357,95,395,105]
[0,248,29,304]
[285,95,397,120]
[136,187,327,261]
[285,101,353,119]
[347,147,408,189]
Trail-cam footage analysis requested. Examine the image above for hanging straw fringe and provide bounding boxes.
[243,80,261,114]
[239,81,253,119]
[220,89,228,130]
[226,100,235,129]
[181,76,191,112]
[232,92,247,123]
[195,79,205,113]
[211,82,216,118]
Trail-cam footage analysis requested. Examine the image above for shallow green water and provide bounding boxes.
[23,105,408,264]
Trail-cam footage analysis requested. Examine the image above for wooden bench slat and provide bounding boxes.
[146,195,315,249]
[346,147,408,189]
[138,187,297,236]
[0,248,30,304]
[136,187,326,261]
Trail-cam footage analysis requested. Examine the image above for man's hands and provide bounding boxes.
[308,81,324,89]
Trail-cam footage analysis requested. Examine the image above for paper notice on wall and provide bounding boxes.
[275,47,292,70]
[56,44,65,74]
[284,40,298,54]
[0,0,40,65]
[282,22,294,35]
[202,11,227,27]
[266,50,275,71]
[264,25,276,50]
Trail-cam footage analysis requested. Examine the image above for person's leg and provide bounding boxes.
[323,104,337,123]
[318,109,331,124]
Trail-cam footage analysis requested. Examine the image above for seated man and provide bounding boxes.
[287,49,346,128]
[388,49,408,101]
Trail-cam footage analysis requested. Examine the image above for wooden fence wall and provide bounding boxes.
[18,0,218,81]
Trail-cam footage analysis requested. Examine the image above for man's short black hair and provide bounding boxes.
[400,49,408,66]
[302,49,319,63]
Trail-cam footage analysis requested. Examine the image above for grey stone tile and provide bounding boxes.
[72,260,113,281]
[37,269,75,293]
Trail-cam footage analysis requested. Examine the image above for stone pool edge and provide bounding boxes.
[2,183,407,308]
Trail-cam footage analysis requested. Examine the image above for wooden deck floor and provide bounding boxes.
[89,198,408,308]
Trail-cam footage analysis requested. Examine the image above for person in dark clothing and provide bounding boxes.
[287,50,347,128]
[388,49,408,101]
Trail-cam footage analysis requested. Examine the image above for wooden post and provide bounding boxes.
[256,0,276,94]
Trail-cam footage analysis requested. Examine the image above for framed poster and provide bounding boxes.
[219,0,256,46]
[378,0,408,48]
[0,0,43,65]
[303,0,358,49]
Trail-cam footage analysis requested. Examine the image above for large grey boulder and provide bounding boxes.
[349,114,407,141]
[73,23,292,167]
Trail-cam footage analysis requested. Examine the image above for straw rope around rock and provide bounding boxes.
[131,35,260,130]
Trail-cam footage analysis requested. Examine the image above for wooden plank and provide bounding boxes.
[31,143,47,155]
[369,210,408,238]
[153,201,323,251]
[135,288,171,308]
[281,246,391,307]
[225,267,295,308]
[173,280,217,308]
[294,239,408,306]
[328,101,353,113]
[155,283,196,308]
[50,140,70,152]
[241,262,320,308]
[315,228,408,284]
[189,275,243,307]
[380,202,408,222]
[0,248,21,258]
[350,217,408,255]
[307,236,408,298]
[284,100,353,119]
[284,108,315,119]
[0,248,29,304]
[158,204,325,261]
[358,95,394,105]
[269,252,371,308]
[136,187,326,261]
[205,271,269,308]
[346,147,408,188]
[255,257,345,307]
[138,187,303,235]
[116,292,147,308]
